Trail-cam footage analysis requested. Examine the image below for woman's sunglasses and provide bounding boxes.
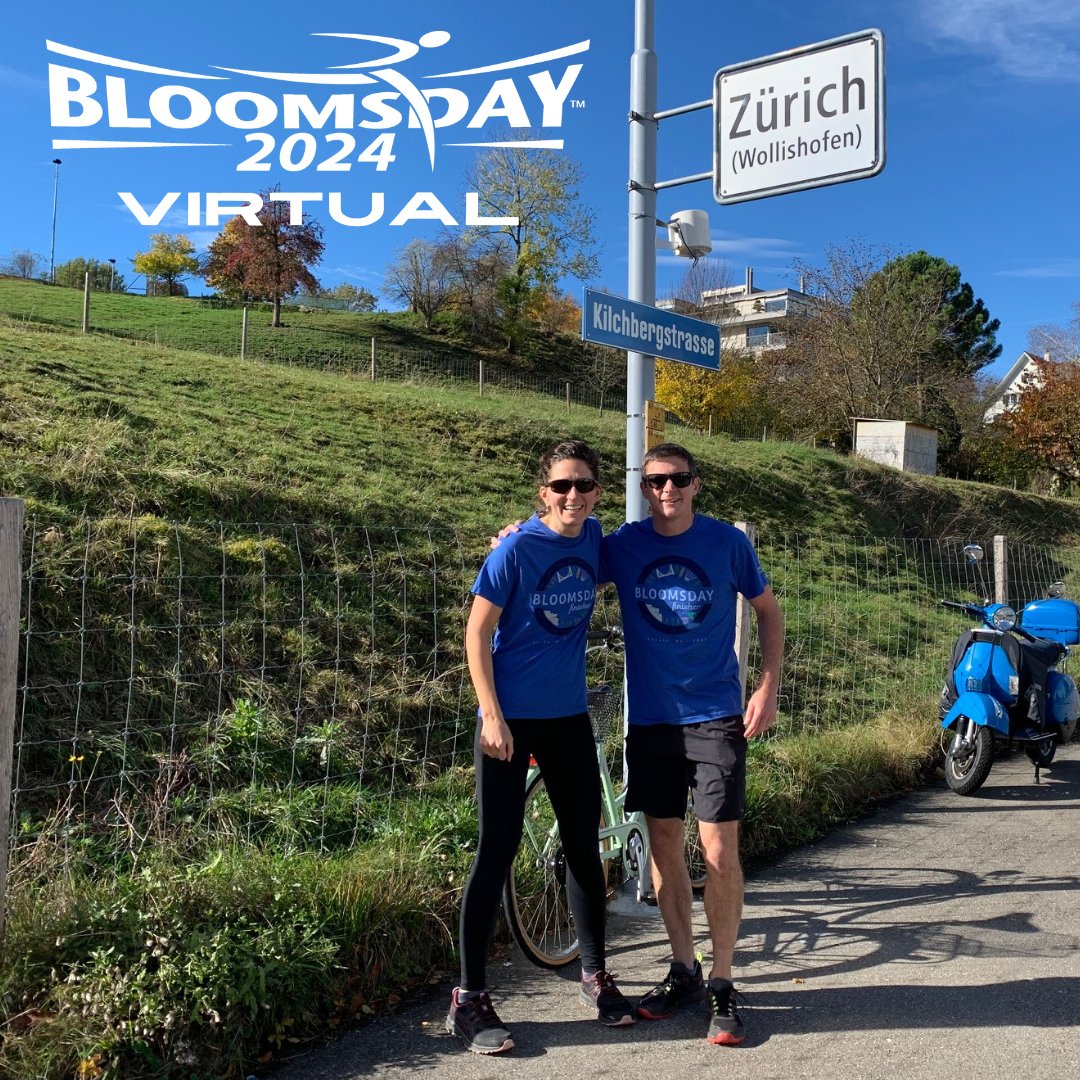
[642,472,695,490]
[546,478,599,494]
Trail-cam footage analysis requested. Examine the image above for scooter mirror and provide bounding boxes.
[1048,581,1066,598]
[963,544,984,563]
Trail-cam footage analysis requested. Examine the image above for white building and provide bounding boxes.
[658,267,818,354]
[983,351,1050,422]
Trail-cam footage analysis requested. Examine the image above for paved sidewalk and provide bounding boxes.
[271,744,1080,1080]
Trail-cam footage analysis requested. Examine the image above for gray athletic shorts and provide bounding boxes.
[625,716,747,823]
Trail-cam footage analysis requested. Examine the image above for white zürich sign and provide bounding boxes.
[713,29,885,205]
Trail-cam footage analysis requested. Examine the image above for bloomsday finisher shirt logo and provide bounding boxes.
[45,30,588,230]
[532,558,596,635]
[635,557,715,634]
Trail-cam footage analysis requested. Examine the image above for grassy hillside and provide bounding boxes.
[0,276,598,389]
[4,312,1080,1079]
[4,314,1080,541]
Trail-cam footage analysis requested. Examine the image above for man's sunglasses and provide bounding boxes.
[642,472,695,490]
[546,478,599,494]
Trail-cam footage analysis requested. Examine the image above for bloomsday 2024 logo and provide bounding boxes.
[45,30,588,230]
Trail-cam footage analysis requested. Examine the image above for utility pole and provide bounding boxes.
[49,159,62,283]
[626,0,658,523]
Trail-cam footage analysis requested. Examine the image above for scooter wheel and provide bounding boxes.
[944,726,995,795]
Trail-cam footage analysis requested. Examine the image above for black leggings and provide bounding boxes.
[458,712,606,990]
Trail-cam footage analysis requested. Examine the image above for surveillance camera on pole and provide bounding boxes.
[657,210,712,259]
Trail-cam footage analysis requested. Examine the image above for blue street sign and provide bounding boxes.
[581,288,721,369]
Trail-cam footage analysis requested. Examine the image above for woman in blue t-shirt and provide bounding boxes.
[445,439,635,1054]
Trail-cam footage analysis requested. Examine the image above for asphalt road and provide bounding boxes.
[270,742,1080,1080]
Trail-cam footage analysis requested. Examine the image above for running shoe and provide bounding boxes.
[706,979,746,1045]
[445,988,514,1054]
[580,970,636,1026]
[636,961,706,1019]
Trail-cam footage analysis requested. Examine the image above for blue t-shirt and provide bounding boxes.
[471,514,601,719]
[600,514,767,726]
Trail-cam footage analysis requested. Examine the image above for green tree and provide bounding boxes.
[133,234,198,296]
[467,135,599,348]
[53,256,126,292]
[771,242,988,449]
[884,251,1001,376]
[201,191,324,327]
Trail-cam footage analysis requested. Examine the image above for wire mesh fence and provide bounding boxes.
[11,519,473,867]
[7,515,1080,886]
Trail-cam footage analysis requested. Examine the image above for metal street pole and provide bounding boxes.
[108,259,116,293]
[626,0,658,523]
[49,159,62,284]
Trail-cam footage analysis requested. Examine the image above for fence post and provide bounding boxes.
[566,382,571,414]
[82,271,91,333]
[708,414,713,437]
[734,521,756,701]
[0,498,24,947]
[370,336,376,381]
[479,359,484,398]
[240,306,249,360]
[994,534,1009,604]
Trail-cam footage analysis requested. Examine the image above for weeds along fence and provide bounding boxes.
[5,511,1080,893]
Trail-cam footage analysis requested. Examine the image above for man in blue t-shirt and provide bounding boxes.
[602,443,783,1047]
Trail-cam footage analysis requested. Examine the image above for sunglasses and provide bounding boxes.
[546,478,599,494]
[643,471,695,490]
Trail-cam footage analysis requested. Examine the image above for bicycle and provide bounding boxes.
[502,628,708,969]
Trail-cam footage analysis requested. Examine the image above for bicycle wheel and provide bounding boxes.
[684,806,708,890]
[503,773,580,968]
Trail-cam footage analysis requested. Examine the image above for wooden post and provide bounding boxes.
[82,271,91,333]
[994,535,1009,605]
[0,498,24,947]
[708,414,713,437]
[479,359,485,398]
[370,337,376,381]
[734,521,756,702]
[240,306,249,360]
[566,382,571,414]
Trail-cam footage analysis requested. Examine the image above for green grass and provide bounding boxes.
[0,276,601,387]
[4,300,1080,1077]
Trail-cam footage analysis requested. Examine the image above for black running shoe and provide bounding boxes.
[580,970,636,1026]
[706,980,746,1045]
[636,961,706,1020]
[446,989,514,1054]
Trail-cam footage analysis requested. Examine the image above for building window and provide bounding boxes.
[747,325,771,346]
[763,298,787,313]
[1004,392,1019,408]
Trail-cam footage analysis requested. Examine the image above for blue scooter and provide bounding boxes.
[940,544,1080,795]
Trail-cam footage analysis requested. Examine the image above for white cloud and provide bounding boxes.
[323,264,383,285]
[996,259,1080,279]
[0,64,46,94]
[914,0,1080,81]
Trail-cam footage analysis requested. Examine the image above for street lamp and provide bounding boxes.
[49,158,62,284]
[108,258,116,293]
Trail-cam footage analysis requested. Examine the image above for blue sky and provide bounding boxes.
[4,0,1080,383]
